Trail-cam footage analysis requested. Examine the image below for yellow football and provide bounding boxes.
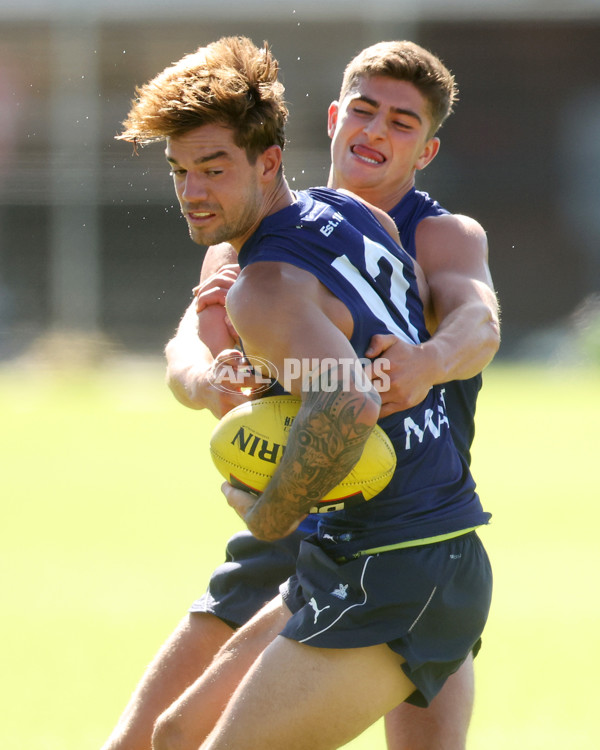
[209,394,396,513]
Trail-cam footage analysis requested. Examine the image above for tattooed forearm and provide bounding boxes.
[244,363,381,540]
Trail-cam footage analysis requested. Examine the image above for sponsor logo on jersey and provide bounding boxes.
[403,389,450,449]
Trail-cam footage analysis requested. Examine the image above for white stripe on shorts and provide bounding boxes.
[299,555,374,644]
[407,586,437,633]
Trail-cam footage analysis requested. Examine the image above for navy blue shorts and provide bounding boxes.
[189,529,304,628]
[280,531,492,707]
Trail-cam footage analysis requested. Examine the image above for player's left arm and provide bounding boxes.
[416,213,500,375]
[367,213,500,415]
[164,243,247,416]
[222,262,382,541]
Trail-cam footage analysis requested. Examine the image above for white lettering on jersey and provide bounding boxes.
[319,211,344,237]
[331,237,420,344]
[404,390,450,449]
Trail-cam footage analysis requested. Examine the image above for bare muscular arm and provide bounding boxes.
[164,243,244,417]
[366,213,500,415]
[224,262,381,541]
[416,213,500,377]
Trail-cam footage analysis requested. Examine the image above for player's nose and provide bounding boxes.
[181,172,209,201]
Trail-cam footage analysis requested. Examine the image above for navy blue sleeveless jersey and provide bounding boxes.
[389,187,482,465]
[238,188,490,557]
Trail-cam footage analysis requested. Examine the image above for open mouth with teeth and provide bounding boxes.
[351,145,385,165]
[187,210,216,222]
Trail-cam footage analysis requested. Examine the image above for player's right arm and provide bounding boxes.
[223,261,382,541]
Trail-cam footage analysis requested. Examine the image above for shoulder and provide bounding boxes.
[416,212,489,270]
[225,260,353,355]
[418,212,487,244]
[227,261,321,320]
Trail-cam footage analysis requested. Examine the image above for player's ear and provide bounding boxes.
[327,101,340,139]
[257,145,283,182]
[415,136,440,172]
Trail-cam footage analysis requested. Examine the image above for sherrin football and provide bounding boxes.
[209,394,396,514]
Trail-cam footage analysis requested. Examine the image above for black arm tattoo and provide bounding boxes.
[244,363,381,540]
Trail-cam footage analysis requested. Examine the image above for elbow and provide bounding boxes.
[164,341,207,411]
[366,387,382,423]
[164,341,190,405]
[475,292,501,370]
[245,517,289,543]
[250,528,284,543]
[165,367,201,410]
[164,362,180,399]
[485,310,502,364]
[245,506,308,543]
[490,291,502,346]
[491,324,501,358]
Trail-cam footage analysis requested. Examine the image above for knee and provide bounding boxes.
[151,710,185,750]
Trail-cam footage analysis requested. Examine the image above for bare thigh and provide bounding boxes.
[385,653,475,750]
[153,597,291,750]
[201,622,416,750]
[101,612,233,750]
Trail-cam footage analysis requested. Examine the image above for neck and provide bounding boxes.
[229,175,295,252]
[263,174,295,216]
[326,166,415,213]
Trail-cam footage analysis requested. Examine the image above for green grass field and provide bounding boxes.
[1,361,598,749]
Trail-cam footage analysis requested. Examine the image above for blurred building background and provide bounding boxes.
[1,0,599,364]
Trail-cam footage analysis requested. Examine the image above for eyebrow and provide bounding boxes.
[166,150,229,166]
[353,95,423,125]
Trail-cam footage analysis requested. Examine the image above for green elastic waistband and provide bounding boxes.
[339,526,480,562]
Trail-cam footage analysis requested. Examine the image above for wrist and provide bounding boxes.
[419,339,449,387]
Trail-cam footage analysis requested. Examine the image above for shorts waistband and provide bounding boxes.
[336,526,480,562]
